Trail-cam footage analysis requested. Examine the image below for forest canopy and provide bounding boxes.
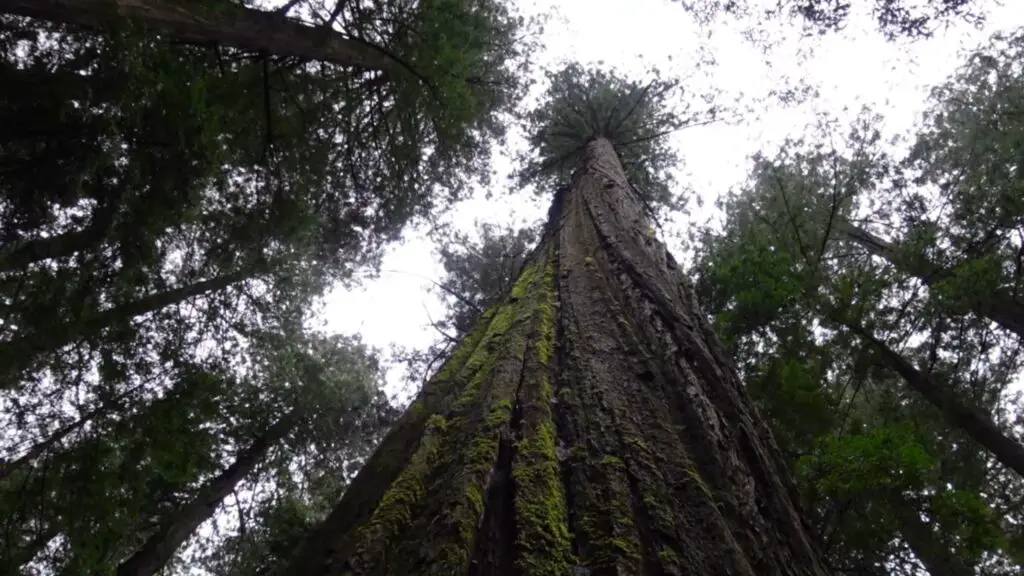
[0,0,1022,575]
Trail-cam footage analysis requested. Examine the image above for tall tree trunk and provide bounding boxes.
[895,505,973,576]
[117,413,296,576]
[842,320,1024,478]
[0,269,253,385]
[279,137,827,575]
[837,219,1024,338]
[0,0,395,71]
[0,228,91,272]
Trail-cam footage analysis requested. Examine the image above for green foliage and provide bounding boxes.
[693,31,1024,572]
[904,28,1024,306]
[514,62,695,210]
[798,423,935,498]
[393,220,540,388]
[675,0,985,40]
[0,0,529,570]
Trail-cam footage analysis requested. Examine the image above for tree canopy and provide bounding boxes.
[0,0,532,572]
[514,62,704,213]
[690,29,1024,574]
[677,0,987,39]
[3,0,1024,573]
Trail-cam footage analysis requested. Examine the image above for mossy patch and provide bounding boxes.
[348,414,449,570]
[410,254,551,574]
[601,456,626,469]
[513,244,576,576]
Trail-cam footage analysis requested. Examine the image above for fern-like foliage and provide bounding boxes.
[514,62,693,210]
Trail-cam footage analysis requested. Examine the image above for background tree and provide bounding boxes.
[0,0,529,571]
[278,63,827,576]
[676,0,986,39]
[392,220,540,388]
[0,323,398,575]
[692,29,1024,572]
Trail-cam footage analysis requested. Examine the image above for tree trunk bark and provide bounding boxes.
[837,219,1024,339]
[278,137,828,575]
[116,413,296,576]
[0,268,253,386]
[0,0,395,71]
[842,319,1024,478]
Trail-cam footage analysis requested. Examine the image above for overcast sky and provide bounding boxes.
[320,0,1024,400]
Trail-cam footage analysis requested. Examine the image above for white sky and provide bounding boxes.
[320,0,1024,399]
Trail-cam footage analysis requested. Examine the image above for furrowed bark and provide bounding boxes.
[837,219,1024,339]
[843,320,1024,478]
[0,0,395,71]
[117,413,296,576]
[280,137,827,575]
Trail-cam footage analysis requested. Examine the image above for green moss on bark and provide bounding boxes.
[513,246,575,576]
[395,255,552,575]
[347,414,449,571]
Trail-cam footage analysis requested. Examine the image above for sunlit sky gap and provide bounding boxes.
[318,0,1024,400]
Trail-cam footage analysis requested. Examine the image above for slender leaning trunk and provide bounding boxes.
[843,320,1024,478]
[0,269,253,385]
[896,505,972,576]
[0,0,394,70]
[0,223,108,273]
[837,220,1024,339]
[0,409,96,481]
[117,413,297,576]
[281,137,827,575]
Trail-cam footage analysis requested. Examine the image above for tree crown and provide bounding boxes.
[514,62,692,211]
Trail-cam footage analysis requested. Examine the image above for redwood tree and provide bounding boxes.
[279,65,827,576]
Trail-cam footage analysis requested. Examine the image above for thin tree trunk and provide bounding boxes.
[279,137,827,575]
[0,411,94,482]
[117,413,296,576]
[0,223,108,273]
[0,0,395,71]
[0,527,58,573]
[0,269,253,385]
[896,505,973,576]
[842,319,1024,478]
[837,219,1024,338]
[0,380,144,480]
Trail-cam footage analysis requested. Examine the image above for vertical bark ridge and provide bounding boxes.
[467,417,517,576]
[297,255,552,575]
[555,184,645,575]
[509,245,575,576]
[557,137,827,575]
[284,136,828,576]
[555,148,754,575]
[281,305,502,575]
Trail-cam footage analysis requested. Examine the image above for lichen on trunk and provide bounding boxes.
[280,137,828,576]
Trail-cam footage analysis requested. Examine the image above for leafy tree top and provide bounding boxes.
[908,28,1024,255]
[513,62,691,211]
[676,0,985,40]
